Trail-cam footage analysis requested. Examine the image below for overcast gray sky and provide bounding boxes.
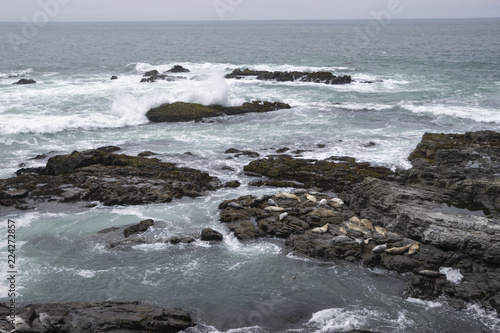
[1,0,499,22]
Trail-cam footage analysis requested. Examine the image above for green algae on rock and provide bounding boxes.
[146,100,291,123]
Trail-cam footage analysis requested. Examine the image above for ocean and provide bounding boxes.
[1,18,500,332]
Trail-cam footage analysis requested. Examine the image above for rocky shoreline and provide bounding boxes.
[1,130,499,330]
[218,130,500,316]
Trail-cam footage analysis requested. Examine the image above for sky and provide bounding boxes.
[1,0,500,22]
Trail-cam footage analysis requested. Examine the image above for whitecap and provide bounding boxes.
[439,267,464,284]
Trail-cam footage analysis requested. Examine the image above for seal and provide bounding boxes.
[268,199,278,206]
[293,189,308,194]
[318,199,327,206]
[349,216,361,225]
[264,206,285,212]
[408,242,420,255]
[346,222,368,235]
[279,212,288,221]
[305,193,317,203]
[418,270,444,278]
[275,192,300,201]
[372,244,387,253]
[310,208,336,218]
[360,219,374,231]
[312,223,329,234]
[385,244,411,255]
[330,198,344,208]
[375,226,387,237]
[228,202,245,210]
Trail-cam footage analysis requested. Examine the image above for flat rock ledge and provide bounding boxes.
[146,100,291,123]
[221,131,500,316]
[0,301,195,333]
[0,147,221,209]
[244,155,394,192]
[225,68,352,85]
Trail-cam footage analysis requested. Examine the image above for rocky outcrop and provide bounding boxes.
[146,101,291,123]
[221,131,500,315]
[167,65,190,73]
[200,228,224,241]
[141,68,187,83]
[225,68,351,84]
[13,78,36,84]
[340,131,500,313]
[0,301,195,332]
[0,147,221,209]
[124,219,155,237]
[244,155,394,192]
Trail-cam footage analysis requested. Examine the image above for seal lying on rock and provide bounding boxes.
[312,224,329,234]
[385,244,412,255]
[275,192,301,201]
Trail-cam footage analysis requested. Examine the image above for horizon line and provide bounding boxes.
[0,16,499,23]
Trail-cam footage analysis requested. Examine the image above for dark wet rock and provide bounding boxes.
[110,76,118,80]
[124,219,155,237]
[243,155,394,192]
[201,228,223,241]
[0,147,221,209]
[138,151,160,157]
[167,65,190,73]
[0,301,195,332]
[144,70,159,77]
[225,68,352,85]
[225,148,260,158]
[13,78,36,85]
[146,101,291,123]
[364,142,376,147]
[340,131,500,313]
[276,147,290,153]
[141,69,186,83]
[224,180,241,188]
[168,236,196,244]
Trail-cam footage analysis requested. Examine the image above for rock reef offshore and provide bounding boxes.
[146,100,291,123]
[225,68,352,84]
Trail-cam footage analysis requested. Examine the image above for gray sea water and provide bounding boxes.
[1,19,500,332]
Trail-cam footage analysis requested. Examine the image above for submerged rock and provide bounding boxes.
[13,78,36,85]
[0,301,195,332]
[225,68,351,84]
[124,219,155,237]
[0,147,221,208]
[146,100,291,123]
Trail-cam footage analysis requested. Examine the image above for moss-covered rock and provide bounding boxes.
[146,100,291,123]
[0,148,221,208]
[244,155,394,192]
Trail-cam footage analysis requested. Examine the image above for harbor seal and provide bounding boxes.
[360,219,374,231]
[385,244,411,255]
[408,242,420,255]
[264,206,285,212]
[372,244,387,253]
[228,202,245,210]
[279,212,288,221]
[312,223,329,234]
[349,216,361,225]
[275,192,300,201]
[318,198,328,206]
[418,270,444,278]
[375,226,387,237]
[268,198,278,206]
[330,198,344,208]
[305,193,317,203]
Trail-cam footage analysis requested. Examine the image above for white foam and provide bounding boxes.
[76,269,96,278]
[402,102,500,123]
[406,297,443,308]
[306,308,367,332]
[439,267,464,285]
